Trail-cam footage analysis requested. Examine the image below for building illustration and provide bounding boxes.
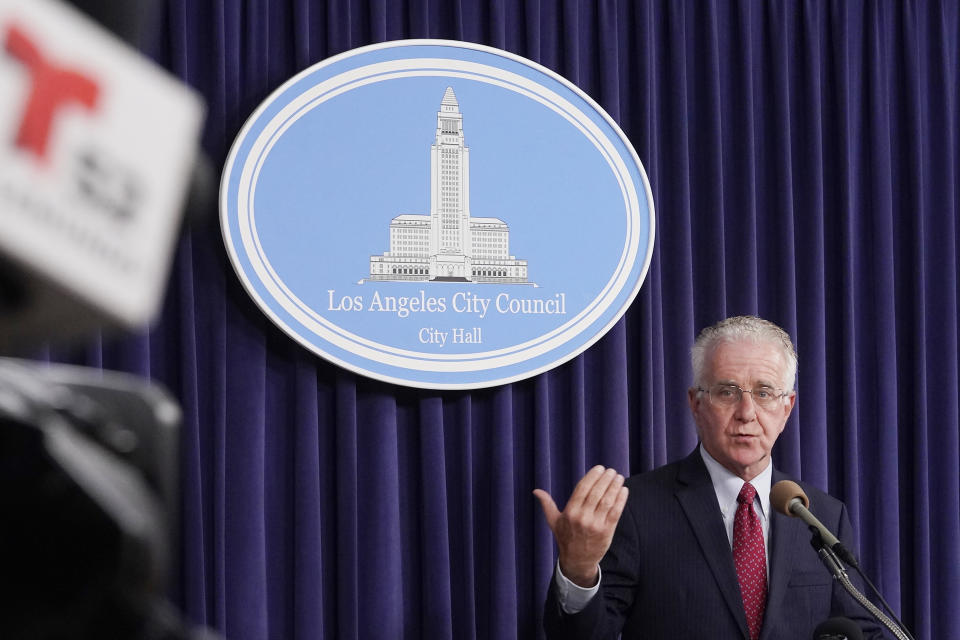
[368,87,531,284]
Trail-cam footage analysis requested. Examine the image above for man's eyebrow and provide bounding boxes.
[712,379,781,388]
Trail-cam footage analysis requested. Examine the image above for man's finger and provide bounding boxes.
[581,467,620,512]
[533,488,561,531]
[566,465,608,508]
[605,485,629,526]
[593,473,625,518]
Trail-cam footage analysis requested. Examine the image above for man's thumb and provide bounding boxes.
[533,489,560,530]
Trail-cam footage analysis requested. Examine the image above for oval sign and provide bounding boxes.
[220,40,655,389]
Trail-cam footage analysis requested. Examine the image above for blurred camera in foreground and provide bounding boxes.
[0,359,216,639]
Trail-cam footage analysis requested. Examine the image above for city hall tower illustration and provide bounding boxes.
[369,87,530,283]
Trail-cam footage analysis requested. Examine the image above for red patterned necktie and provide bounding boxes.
[733,482,767,640]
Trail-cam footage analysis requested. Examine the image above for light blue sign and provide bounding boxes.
[220,40,655,389]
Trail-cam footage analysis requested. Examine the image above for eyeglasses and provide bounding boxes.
[697,383,790,411]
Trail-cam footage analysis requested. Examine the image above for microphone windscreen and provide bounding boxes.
[812,616,864,640]
[770,479,810,515]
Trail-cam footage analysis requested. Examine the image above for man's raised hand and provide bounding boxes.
[533,466,629,588]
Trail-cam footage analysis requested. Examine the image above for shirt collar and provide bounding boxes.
[699,444,773,521]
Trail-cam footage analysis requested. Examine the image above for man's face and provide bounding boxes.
[687,339,796,481]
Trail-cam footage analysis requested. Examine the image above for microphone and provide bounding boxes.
[813,616,864,640]
[770,480,859,568]
[0,0,206,352]
[774,481,916,640]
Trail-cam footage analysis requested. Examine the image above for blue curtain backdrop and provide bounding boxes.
[69,1,959,638]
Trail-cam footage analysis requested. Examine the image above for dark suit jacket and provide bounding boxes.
[543,449,888,639]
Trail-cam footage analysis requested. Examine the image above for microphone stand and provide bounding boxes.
[808,529,911,640]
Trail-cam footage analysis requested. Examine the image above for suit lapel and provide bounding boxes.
[675,449,751,639]
[760,469,804,640]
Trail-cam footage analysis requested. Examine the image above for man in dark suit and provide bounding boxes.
[534,316,887,639]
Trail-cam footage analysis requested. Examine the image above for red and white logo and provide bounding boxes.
[5,22,100,162]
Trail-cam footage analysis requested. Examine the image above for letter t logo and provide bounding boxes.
[4,23,99,162]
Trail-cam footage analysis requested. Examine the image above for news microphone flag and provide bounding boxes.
[0,0,204,350]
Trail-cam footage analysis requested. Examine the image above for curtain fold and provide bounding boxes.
[58,1,960,638]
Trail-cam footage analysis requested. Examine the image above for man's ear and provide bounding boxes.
[687,387,701,418]
[688,387,705,438]
[774,391,797,435]
[786,391,796,409]
[782,390,797,419]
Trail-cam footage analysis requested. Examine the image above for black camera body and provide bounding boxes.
[0,358,210,639]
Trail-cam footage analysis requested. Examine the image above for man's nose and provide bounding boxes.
[734,391,758,421]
